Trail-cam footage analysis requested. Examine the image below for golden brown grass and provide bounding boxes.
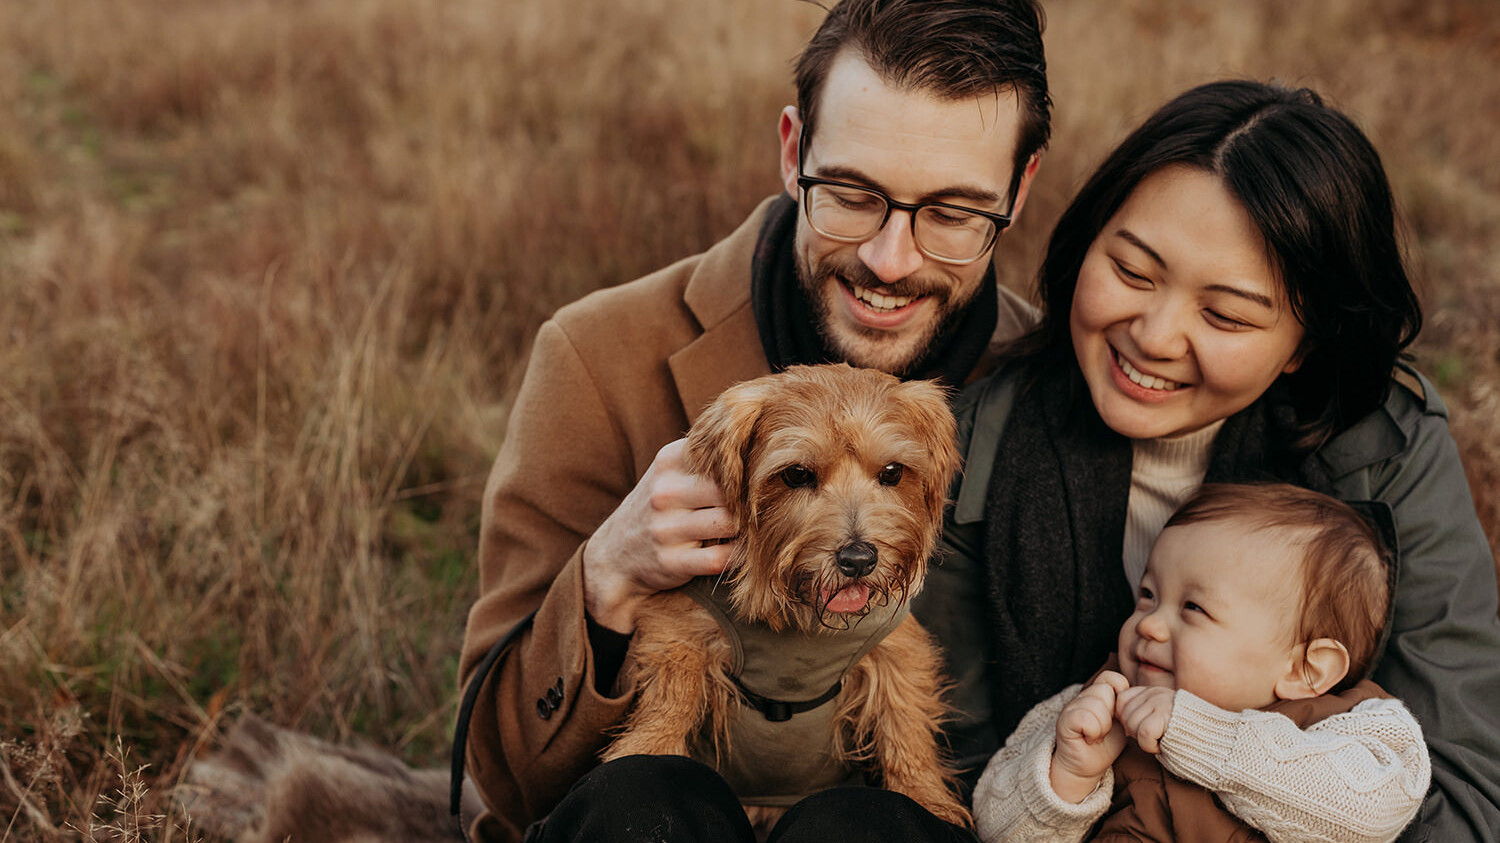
[0,0,1495,838]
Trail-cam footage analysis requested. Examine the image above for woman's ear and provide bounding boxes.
[1275,638,1351,700]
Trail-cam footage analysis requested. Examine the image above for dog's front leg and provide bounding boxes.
[602,591,733,762]
[839,616,971,828]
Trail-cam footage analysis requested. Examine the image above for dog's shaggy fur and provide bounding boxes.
[603,363,969,831]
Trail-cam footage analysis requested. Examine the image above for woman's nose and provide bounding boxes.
[1130,300,1189,361]
[857,210,925,283]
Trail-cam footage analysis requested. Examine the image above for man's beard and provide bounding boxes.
[796,250,980,376]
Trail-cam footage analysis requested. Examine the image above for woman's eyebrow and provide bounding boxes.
[1115,228,1277,309]
[1115,229,1168,269]
[1203,283,1275,309]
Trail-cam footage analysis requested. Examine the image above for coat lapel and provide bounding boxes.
[669,197,778,425]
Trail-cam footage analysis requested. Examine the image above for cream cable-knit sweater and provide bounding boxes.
[972,683,1431,843]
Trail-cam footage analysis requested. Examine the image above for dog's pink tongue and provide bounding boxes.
[826,583,871,613]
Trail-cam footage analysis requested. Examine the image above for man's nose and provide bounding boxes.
[1130,299,1190,361]
[856,210,925,283]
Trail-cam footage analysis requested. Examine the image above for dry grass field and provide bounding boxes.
[0,0,1496,838]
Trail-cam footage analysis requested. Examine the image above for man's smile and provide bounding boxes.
[849,282,919,313]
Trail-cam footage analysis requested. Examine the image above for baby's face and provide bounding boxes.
[1117,519,1305,711]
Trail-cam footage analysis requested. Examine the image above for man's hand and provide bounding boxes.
[1115,685,1175,754]
[1050,671,1130,803]
[582,438,737,634]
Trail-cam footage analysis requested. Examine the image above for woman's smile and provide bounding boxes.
[1111,346,1184,394]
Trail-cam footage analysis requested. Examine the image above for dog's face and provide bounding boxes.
[686,364,960,633]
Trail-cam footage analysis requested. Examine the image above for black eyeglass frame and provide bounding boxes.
[795,124,1016,266]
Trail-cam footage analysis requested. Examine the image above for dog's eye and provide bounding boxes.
[877,463,904,486]
[780,465,816,488]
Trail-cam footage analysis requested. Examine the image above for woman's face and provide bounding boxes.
[1070,165,1306,440]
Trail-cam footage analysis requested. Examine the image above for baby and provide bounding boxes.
[974,483,1431,843]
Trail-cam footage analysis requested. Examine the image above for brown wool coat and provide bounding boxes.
[1092,681,1391,843]
[456,195,1037,842]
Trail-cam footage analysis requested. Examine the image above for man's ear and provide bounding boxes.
[1007,152,1042,221]
[778,106,802,200]
[1275,638,1351,700]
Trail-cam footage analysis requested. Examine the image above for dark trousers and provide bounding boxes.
[524,755,976,843]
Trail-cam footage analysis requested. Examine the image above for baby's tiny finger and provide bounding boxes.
[1094,670,1131,696]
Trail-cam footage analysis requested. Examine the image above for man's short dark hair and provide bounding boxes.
[794,0,1051,202]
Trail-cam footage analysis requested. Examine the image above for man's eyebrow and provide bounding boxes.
[1113,228,1276,309]
[811,164,1003,207]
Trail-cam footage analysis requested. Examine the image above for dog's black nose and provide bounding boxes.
[835,541,878,578]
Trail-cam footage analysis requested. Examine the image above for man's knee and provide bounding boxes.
[573,755,735,804]
[769,787,973,843]
[529,755,753,843]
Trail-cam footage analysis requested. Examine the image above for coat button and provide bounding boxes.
[536,698,552,720]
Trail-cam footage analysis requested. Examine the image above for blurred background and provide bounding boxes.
[0,0,1495,837]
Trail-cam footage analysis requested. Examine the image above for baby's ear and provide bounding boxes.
[1275,638,1351,700]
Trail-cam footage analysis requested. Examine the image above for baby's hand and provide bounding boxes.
[1116,685,1175,754]
[1051,671,1129,802]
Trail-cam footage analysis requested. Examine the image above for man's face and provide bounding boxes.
[779,52,1038,376]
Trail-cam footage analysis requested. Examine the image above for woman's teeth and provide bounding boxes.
[852,284,915,312]
[1117,353,1183,391]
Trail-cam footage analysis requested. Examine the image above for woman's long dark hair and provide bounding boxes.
[1021,80,1422,449]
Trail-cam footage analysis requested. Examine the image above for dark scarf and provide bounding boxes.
[980,358,1318,740]
[749,194,999,388]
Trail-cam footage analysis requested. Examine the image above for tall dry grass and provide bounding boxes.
[0,0,1495,838]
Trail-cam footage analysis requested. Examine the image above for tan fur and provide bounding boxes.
[602,363,970,831]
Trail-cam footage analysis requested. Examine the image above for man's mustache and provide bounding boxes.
[810,257,946,302]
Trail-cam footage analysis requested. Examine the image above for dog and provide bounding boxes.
[602,363,969,833]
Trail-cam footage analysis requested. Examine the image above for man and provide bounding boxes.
[457,1,1050,840]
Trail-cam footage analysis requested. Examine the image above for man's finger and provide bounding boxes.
[675,541,736,578]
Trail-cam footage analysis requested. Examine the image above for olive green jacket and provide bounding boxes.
[912,363,1500,843]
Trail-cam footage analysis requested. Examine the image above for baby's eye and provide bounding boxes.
[1183,601,1207,615]
[1137,586,1155,604]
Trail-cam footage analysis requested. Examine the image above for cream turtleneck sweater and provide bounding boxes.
[1122,419,1225,591]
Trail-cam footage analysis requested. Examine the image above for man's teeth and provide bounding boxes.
[1118,353,1183,391]
[852,284,915,312]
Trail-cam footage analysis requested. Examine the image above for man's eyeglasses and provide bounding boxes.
[796,125,1014,266]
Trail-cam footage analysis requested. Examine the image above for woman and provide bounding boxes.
[915,80,1500,840]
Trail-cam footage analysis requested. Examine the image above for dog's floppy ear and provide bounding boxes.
[686,376,773,519]
[898,379,961,525]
